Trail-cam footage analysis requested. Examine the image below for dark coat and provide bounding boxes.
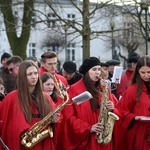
[0,67,16,93]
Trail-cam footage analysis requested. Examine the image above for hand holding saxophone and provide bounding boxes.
[90,123,104,133]
[51,113,61,123]
[106,100,114,111]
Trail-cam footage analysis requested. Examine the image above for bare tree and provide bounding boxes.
[118,0,150,54]
[43,0,113,60]
[0,0,115,60]
[102,0,148,62]
[41,32,65,52]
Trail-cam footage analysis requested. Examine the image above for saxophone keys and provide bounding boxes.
[48,127,53,137]
[26,143,32,148]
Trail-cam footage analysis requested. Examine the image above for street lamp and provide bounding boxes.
[63,24,69,61]
[141,0,150,55]
[109,20,115,59]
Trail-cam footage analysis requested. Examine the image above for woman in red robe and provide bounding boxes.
[0,60,60,150]
[116,55,150,150]
[55,57,120,150]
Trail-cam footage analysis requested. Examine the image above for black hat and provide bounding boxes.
[79,57,101,75]
[128,52,140,63]
[106,59,120,66]
[1,52,11,62]
[63,61,77,73]
[100,62,109,67]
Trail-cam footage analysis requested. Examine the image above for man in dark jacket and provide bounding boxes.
[0,53,16,93]
[106,59,120,97]
[58,61,82,86]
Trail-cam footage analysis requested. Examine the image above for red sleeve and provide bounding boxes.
[113,85,136,149]
[108,89,121,118]
[54,81,92,150]
[0,92,30,150]
[0,91,55,150]
[60,104,91,149]
[117,87,136,129]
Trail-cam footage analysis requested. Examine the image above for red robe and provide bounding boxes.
[54,79,120,150]
[0,90,56,150]
[116,69,133,99]
[116,83,150,150]
[39,67,68,87]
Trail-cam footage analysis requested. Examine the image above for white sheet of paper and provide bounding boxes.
[111,66,123,84]
[139,116,150,121]
[72,91,93,105]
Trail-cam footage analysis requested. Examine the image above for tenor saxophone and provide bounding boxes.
[96,78,119,144]
[21,91,69,149]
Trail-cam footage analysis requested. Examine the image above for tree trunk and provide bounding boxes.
[0,0,33,59]
[82,0,91,60]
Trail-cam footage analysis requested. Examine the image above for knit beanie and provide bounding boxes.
[1,52,11,62]
[79,57,101,75]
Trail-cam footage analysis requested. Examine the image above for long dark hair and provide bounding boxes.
[130,55,150,102]
[83,73,102,111]
[17,60,51,122]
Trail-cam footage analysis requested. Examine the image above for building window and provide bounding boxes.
[67,14,76,27]
[47,45,58,52]
[14,11,18,16]
[29,43,36,57]
[67,14,75,19]
[47,20,55,28]
[66,43,76,61]
[123,22,134,38]
[47,13,56,28]
[31,13,36,28]
[72,49,75,60]
[14,11,18,25]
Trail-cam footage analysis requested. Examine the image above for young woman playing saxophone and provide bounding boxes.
[55,57,120,150]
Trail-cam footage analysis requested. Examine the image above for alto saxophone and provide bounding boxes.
[96,78,119,144]
[21,90,69,149]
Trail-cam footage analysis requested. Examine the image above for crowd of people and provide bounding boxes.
[0,51,150,150]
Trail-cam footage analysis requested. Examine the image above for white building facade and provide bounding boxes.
[0,0,146,68]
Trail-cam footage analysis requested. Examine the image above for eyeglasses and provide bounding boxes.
[8,65,18,72]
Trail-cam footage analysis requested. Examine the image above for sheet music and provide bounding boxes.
[111,66,123,84]
[138,116,150,121]
[0,138,9,150]
[72,91,93,105]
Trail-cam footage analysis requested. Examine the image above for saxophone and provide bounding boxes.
[21,90,69,149]
[53,75,66,99]
[96,78,119,144]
